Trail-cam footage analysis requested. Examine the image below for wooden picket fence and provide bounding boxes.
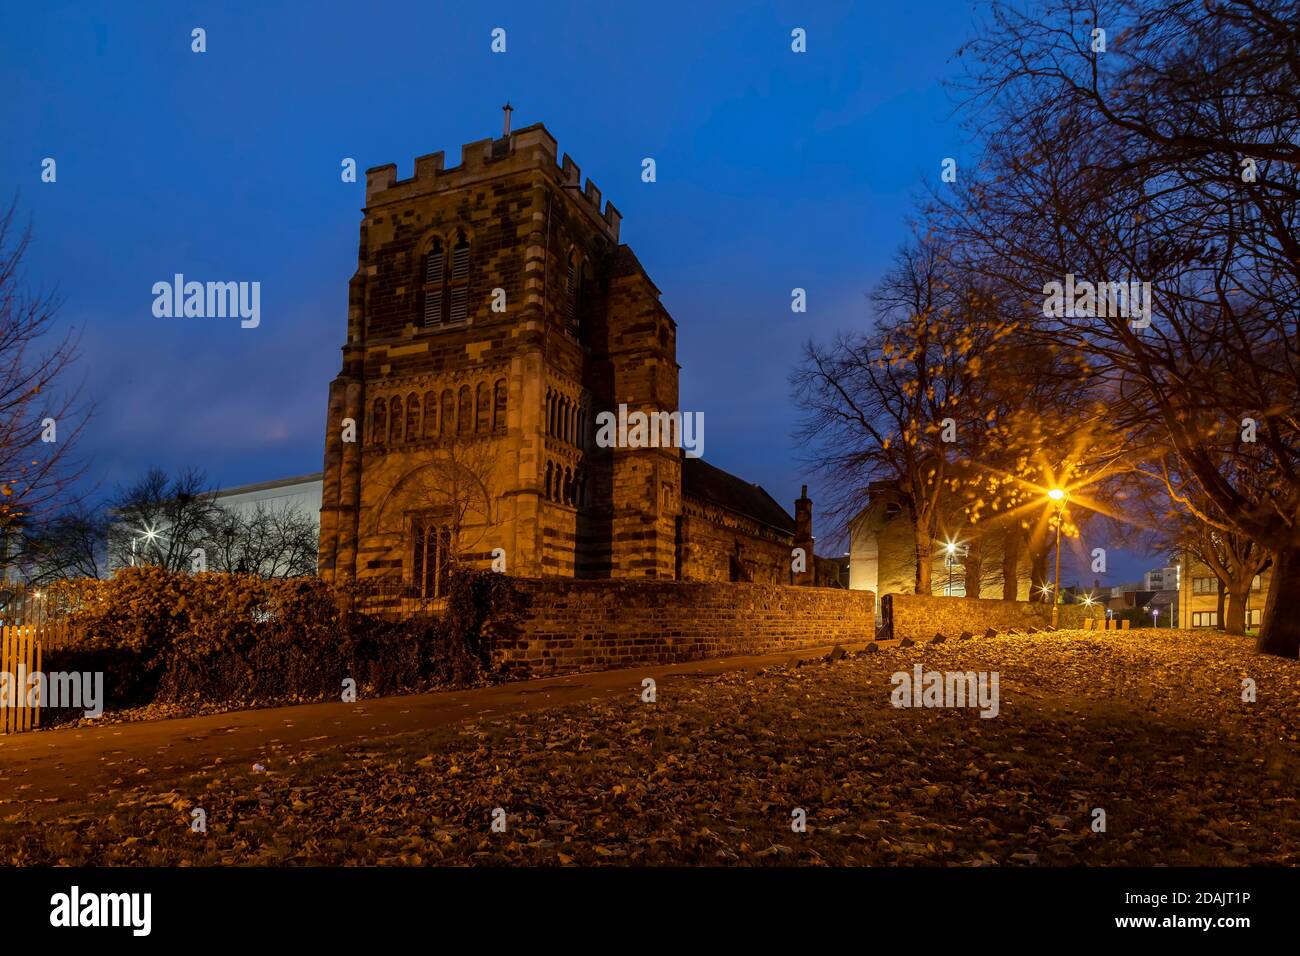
[0,623,79,734]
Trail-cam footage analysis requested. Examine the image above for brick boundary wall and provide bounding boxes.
[483,578,876,679]
[881,593,1105,643]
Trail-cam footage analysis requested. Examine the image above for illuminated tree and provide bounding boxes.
[948,0,1300,655]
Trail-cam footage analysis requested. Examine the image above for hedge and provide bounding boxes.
[33,566,522,725]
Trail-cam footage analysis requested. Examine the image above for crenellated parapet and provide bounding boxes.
[363,122,621,242]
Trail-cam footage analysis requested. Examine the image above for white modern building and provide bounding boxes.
[107,472,324,575]
[214,473,323,520]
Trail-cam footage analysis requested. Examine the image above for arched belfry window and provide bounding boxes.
[422,240,444,328]
[448,231,470,324]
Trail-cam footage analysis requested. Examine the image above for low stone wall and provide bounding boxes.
[881,592,1104,642]
[483,578,875,678]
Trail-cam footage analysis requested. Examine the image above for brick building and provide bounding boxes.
[1178,551,1270,630]
[318,120,816,592]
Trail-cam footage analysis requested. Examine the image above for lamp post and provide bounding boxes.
[945,541,957,596]
[1047,488,1066,628]
[131,525,164,567]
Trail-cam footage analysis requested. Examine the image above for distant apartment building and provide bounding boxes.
[1143,565,1179,592]
[1178,551,1269,629]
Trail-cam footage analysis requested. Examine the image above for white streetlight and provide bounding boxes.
[132,524,166,566]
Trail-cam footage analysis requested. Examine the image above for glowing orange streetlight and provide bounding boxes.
[943,539,961,596]
[1047,489,1067,627]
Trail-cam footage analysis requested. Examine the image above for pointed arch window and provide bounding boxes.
[412,517,451,599]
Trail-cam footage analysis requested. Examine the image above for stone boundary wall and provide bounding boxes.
[484,578,876,678]
[881,593,1105,642]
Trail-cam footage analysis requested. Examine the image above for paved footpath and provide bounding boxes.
[0,642,869,810]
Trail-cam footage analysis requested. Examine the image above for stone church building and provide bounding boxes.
[318,120,822,594]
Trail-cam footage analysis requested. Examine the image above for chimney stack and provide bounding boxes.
[794,485,814,586]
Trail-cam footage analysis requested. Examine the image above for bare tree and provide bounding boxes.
[106,467,221,571]
[206,502,318,577]
[1158,451,1273,634]
[408,439,499,565]
[17,502,110,582]
[947,0,1300,655]
[794,239,1014,593]
[0,200,90,574]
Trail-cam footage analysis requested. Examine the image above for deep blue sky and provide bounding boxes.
[1,1,1153,585]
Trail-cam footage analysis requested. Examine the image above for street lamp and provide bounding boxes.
[944,540,958,596]
[132,524,164,566]
[1047,488,1067,628]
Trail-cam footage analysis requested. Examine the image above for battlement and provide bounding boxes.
[363,122,621,241]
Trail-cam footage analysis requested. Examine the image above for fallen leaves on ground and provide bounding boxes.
[2,629,1298,866]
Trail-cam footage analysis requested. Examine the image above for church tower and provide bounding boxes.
[318,120,681,592]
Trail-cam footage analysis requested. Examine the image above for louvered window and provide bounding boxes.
[451,238,470,279]
[449,286,468,324]
[443,233,470,325]
[423,242,444,327]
